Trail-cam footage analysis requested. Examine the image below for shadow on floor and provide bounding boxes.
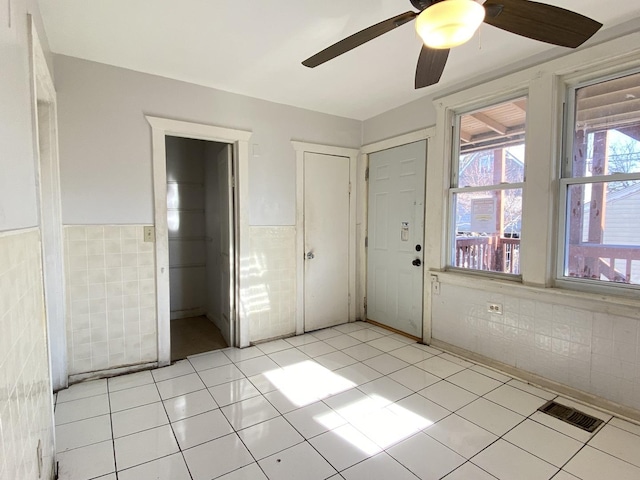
[171,315,228,361]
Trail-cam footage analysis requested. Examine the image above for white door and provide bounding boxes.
[218,145,235,345]
[304,152,350,331]
[367,140,426,338]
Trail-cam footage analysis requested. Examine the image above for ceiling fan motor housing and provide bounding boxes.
[410,0,441,11]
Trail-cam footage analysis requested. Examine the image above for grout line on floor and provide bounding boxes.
[55,322,640,480]
[152,367,195,480]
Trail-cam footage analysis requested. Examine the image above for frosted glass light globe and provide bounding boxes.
[415,0,486,49]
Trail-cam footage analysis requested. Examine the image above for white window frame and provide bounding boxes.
[431,32,640,292]
[447,94,528,280]
[557,67,640,296]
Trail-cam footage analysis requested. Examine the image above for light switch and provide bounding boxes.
[144,226,155,242]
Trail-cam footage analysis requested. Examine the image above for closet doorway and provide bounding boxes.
[165,136,234,360]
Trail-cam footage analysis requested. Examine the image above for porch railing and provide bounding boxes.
[455,238,639,282]
[567,244,640,283]
[455,236,520,274]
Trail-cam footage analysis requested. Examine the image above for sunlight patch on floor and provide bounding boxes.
[264,360,355,407]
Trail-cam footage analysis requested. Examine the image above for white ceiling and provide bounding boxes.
[38,0,640,120]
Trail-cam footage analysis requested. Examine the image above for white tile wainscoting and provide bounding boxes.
[64,225,297,376]
[0,229,55,480]
[431,280,640,414]
[64,226,158,376]
[247,226,296,342]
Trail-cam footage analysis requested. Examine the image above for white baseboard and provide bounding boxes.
[66,362,158,386]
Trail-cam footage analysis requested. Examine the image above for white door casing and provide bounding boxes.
[304,152,350,331]
[293,142,358,335]
[29,19,68,390]
[148,116,251,366]
[366,140,427,338]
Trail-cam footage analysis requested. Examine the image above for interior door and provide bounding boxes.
[218,145,235,345]
[367,140,426,338]
[304,152,350,331]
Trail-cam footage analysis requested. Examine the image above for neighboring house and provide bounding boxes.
[456,148,525,235]
[603,181,640,246]
[579,179,640,283]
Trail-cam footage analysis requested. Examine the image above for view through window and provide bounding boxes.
[562,71,640,286]
[450,97,527,275]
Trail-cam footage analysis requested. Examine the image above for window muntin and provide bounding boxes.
[450,97,527,275]
[561,71,640,287]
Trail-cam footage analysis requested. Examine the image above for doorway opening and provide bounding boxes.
[165,136,234,360]
[147,116,251,367]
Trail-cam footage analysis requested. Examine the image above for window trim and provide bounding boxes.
[556,68,640,293]
[446,94,528,277]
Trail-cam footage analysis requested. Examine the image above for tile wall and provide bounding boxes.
[0,229,55,479]
[246,227,296,342]
[432,282,640,412]
[64,226,157,375]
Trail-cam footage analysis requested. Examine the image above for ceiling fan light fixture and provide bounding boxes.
[415,0,485,49]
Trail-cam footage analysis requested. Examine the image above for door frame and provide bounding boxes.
[147,116,252,366]
[292,142,358,335]
[360,128,435,343]
[29,18,68,391]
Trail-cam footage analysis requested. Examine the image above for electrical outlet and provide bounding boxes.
[487,302,503,314]
[430,275,440,295]
[143,226,155,243]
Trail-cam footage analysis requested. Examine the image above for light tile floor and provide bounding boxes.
[54,321,640,480]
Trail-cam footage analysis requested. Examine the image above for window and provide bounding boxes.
[561,70,640,287]
[449,97,527,275]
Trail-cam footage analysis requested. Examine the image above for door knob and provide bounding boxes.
[412,258,421,267]
[306,252,315,260]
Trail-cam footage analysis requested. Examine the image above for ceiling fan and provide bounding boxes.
[302,0,602,88]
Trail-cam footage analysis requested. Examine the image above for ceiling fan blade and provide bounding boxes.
[415,45,449,89]
[483,0,602,48]
[302,11,417,68]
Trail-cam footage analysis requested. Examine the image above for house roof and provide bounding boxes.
[605,179,640,204]
[38,0,640,120]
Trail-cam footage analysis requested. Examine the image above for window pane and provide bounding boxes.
[453,189,522,274]
[457,98,526,187]
[564,180,640,284]
[571,71,640,178]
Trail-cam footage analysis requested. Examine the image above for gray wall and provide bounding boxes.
[54,55,363,227]
[362,96,437,146]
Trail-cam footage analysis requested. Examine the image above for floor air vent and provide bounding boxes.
[537,401,603,433]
